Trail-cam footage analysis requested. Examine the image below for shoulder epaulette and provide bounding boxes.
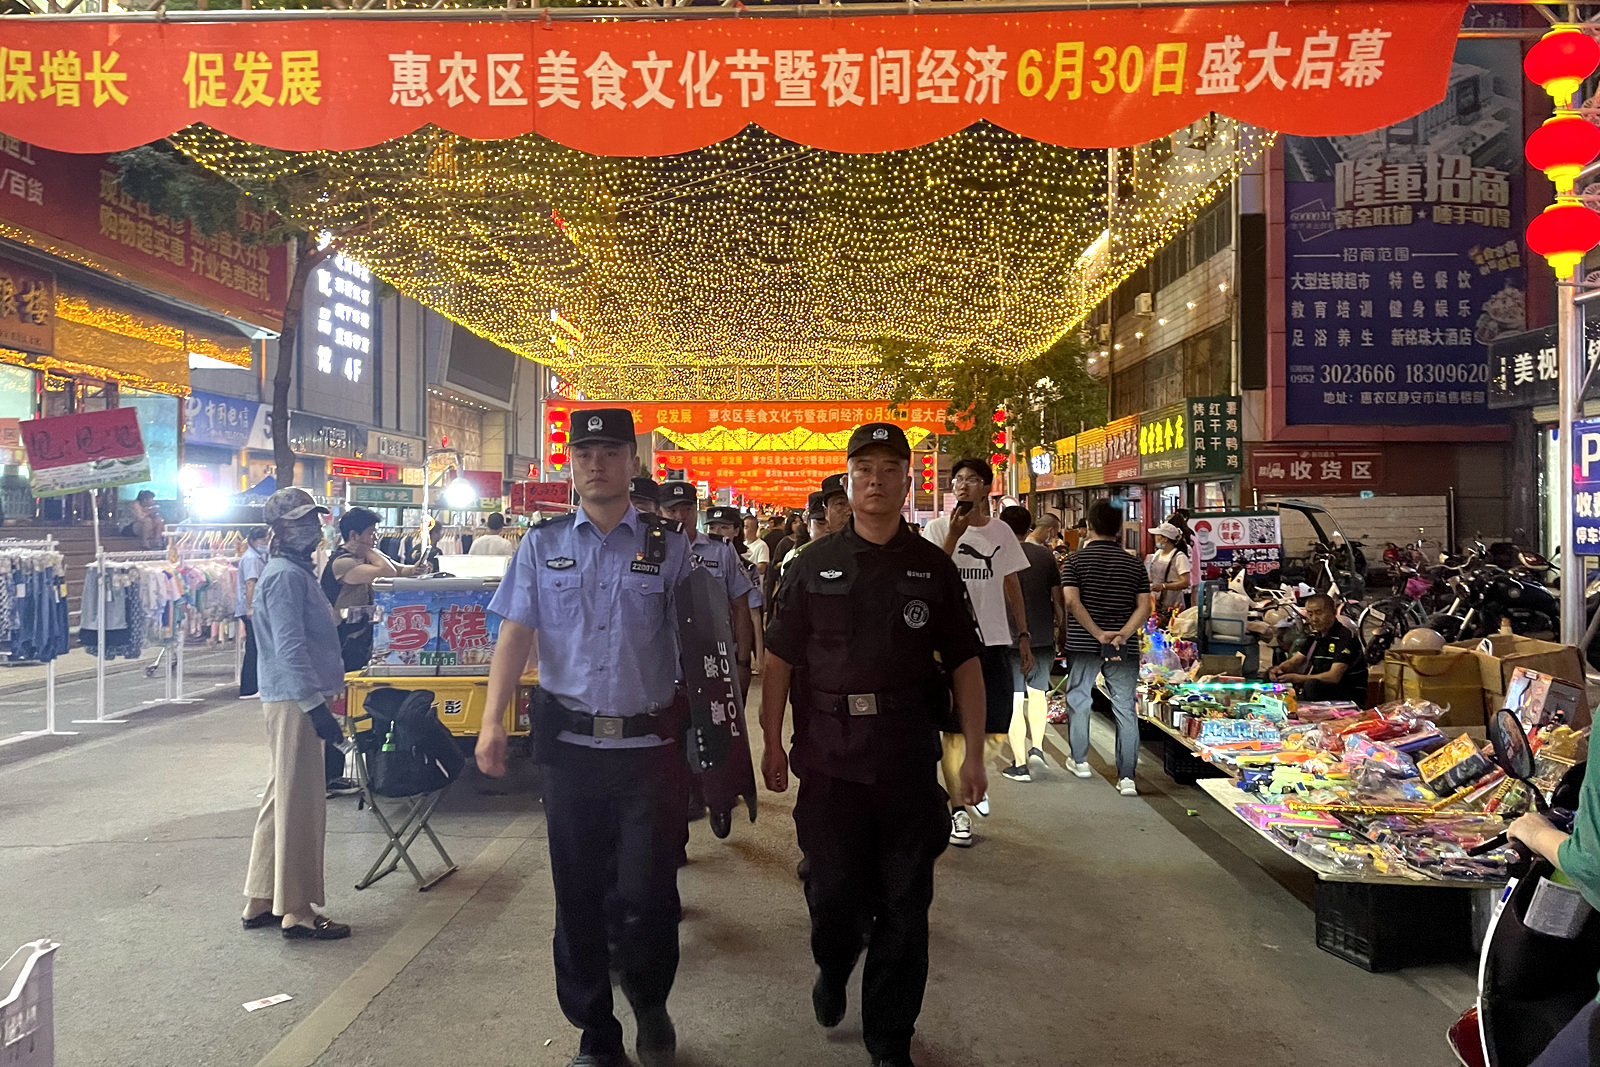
[530,511,576,529]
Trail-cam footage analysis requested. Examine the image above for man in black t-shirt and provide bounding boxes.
[1269,593,1369,704]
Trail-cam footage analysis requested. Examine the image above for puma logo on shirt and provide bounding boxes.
[957,542,1002,579]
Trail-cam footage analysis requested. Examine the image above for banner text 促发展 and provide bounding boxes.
[0,4,1464,156]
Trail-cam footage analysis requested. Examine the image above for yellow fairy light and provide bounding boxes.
[174,117,1269,402]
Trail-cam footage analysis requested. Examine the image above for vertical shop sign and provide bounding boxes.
[1188,395,1242,477]
[1075,427,1106,489]
[1190,510,1283,583]
[21,407,149,496]
[0,256,53,354]
[1103,415,1141,482]
[1138,403,1189,479]
[1572,418,1600,557]
[1282,35,1523,426]
[309,253,373,384]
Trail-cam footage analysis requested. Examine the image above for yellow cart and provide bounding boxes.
[340,670,537,737]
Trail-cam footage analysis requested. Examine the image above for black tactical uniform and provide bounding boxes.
[765,422,981,1067]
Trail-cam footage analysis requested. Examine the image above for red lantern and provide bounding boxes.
[1526,198,1600,276]
[549,450,569,468]
[1526,112,1600,193]
[989,452,1006,467]
[1526,26,1600,104]
[992,408,1007,424]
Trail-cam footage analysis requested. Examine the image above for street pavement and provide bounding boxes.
[0,680,1477,1067]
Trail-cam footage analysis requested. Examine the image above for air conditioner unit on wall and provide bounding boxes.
[1135,292,1154,315]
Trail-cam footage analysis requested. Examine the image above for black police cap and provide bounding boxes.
[805,491,827,520]
[569,408,636,447]
[629,476,659,502]
[706,506,742,526]
[660,481,697,506]
[819,472,847,501]
[846,422,911,460]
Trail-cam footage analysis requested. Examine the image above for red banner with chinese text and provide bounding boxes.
[557,400,952,435]
[657,451,846,483]
[0,3,1464,155]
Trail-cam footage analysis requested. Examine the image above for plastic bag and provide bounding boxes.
[1170,606,1199,639]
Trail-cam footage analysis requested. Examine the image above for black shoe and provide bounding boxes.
[326,777,361,798]
[1001,764,1031,782]
[282,915,351,940]
[635,1006,676,1067]
[241,911,276,930]
[813,971,846,1028]
[566,1054,630,1067]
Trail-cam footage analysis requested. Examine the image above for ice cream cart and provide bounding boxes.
[341,576,534,738]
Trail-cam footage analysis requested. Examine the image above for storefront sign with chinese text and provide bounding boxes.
[287,411,361,459]
[1249,446,1383,493]
[1572,418,1600,557]
[1103,414,1141,482]
[0,143,285,325]
[1282,34,1522,427]
[350,483,420,506]
[184,389,268,449]
[367,430,425,466]
[1190,509,1282,583]
[1075,427,1106,489]
[1138,402,1188,479]
[0,256,53,354]
[0,5,1463,157]
[1187,395,1242,478]
[1487,323,1600,410]
[21,406,149,496]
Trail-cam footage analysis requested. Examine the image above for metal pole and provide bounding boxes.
[72,509,125,724]
[1561,265,1586,647]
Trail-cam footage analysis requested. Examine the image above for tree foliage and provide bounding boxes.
[878,331,1106,490]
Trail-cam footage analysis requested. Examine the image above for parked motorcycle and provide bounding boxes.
[1427,566,1560,644]
[1448,711,1595,1067]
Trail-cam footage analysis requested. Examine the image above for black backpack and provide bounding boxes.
[321,546,352,607]
[355,687,465,798]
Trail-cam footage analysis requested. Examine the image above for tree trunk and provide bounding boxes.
[272,240,338,488]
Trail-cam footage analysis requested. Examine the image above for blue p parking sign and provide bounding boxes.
[1573,418,1600,556]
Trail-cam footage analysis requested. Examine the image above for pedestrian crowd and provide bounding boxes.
[232,412,1200,1067]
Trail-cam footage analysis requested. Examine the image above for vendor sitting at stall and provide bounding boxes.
[1267,593,1367,703]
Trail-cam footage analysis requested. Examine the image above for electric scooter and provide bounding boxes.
[1448,709,1597,1067]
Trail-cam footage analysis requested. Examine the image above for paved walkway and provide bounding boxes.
[0,682,1476,1067]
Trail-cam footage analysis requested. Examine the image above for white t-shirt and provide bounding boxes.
[923,514,1029,646]
[468,533,516,556]
[745,538,770,568]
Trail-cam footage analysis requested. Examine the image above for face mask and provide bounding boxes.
[274,521,323,554]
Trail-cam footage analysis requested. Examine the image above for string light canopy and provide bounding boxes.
[174,117,1269,402]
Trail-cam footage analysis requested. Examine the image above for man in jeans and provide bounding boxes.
[1060,499,1152,797]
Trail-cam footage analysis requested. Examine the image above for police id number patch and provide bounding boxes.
[903,600,930,629]
[630,559,662,574]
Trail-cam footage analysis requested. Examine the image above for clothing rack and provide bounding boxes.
[0,537,70,747]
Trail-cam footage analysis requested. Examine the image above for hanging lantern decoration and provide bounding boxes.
[1526,198,1600,277]
[1526,112,1600,194]
[1525,25,1600,105]
[989,452,1006,468]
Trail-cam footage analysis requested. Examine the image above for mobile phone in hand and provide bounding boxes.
[955,501,974,515]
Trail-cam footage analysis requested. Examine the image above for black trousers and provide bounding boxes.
[543,740,690,1056]
[794,769,950,1060]
[239,616,258,698]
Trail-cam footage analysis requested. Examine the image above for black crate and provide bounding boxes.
[1161,736,1224,785]
[1313,879,1476,972]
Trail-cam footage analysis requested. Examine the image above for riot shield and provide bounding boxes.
[675,566,758,838]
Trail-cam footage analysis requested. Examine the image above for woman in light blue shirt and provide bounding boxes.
[240,488,352,941]
[236,526,268,699]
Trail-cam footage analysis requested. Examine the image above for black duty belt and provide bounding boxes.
[811,689,931,718]
[558,704,674,739]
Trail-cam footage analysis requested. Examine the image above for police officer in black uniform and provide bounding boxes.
[761,422,986,1067]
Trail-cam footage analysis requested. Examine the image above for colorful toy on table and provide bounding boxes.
[1293,833,1398,875]
[1416,733,1495,796]
[1292,701,1365,723]
[1196,718,1281,744]
[1238,801,1342,834]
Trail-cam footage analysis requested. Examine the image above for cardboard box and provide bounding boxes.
[1382,650,1485,728]
[1447,635,1590,724]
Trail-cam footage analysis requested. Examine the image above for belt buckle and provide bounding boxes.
[847,693,878,717]
[592,715,625,739]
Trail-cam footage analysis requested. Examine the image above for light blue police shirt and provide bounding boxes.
[488,505,691,749]
[688,532,754,605]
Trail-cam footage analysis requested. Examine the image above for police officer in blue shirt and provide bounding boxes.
[478,408,692,1067]
[658,482,754,670]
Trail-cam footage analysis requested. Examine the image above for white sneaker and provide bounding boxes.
[1070,761,1092,779]
[974,792,991,818]
[949,809,974,847]
[1118,778,1137,797]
